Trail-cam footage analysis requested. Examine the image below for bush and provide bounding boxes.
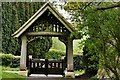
[83,46,99,76]
[73,55,83,70]
[45,49,65,59]
[0,53,14,66]
[0,53,20,67]
[10,56,20,68]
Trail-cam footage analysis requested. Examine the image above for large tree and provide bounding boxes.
[2,2,52,58]
[64,2,120,79]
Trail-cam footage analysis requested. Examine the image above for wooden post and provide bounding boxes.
[67,37,73,71]
[65,37,75,78]
[45,59,48,76]
[20,35,27,71]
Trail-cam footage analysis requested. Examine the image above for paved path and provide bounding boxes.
[26,74,89,80]
[26,77,83,80]
[3,71,89,80]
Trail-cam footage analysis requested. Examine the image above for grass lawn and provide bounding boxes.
[0,66,26,80]
[0,66,85,80]
[2,72,26,80]
[2,66,19,71]
[74,70,85,75]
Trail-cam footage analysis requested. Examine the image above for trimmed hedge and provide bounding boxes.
[45,49,65,59]
[10,56,20,68]
[0,53,20,67]
[0,53,14,66]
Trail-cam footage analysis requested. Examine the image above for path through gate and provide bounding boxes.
[28,59,66,76]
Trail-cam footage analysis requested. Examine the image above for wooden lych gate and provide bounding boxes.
[28,59,66,75]
[12,2,76,78]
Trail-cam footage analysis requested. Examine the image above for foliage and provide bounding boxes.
[88,76,98,80]
[0,66,2,80]
[28,37,52,58]
[10,56,20,68]
[83,45,99,75]
[2,72,26,80]
[2,66,19,71]
[73,55,83,70]
[51,37,81,54]
[73,40,82,54]
[74,70,85,75]
[64,2,120,80]
[51,37,66,52]
[0,53,14,66]
[2,2,52,57]
[45,49,65,59]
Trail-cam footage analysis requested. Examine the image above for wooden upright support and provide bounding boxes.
[67,37,73,71]
[65,37,75,78]
[20,35,27,71]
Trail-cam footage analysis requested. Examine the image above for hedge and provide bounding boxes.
[0,53,14,66]
[0,53,20,67]
[45,49,65,59]
[10,56,20,68]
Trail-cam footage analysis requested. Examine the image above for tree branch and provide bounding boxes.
[96,3,120,11]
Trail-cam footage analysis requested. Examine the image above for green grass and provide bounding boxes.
[2,66,19,71]
[2,72,26,80]
[74,70,85,75]
[0,66,25,80]
[0,66,2,80]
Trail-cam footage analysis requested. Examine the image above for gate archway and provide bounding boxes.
[12,2,75,78]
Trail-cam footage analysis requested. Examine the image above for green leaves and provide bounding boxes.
[2,2,52,57]
[28,37,52,58]
[65,2,120,79]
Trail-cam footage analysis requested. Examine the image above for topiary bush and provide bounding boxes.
[0,53,14,66]
[45,49,65,59]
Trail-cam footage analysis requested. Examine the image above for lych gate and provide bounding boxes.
[12,2,75,78]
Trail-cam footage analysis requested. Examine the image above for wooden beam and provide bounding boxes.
[47,6,75,33]
[27,32,69,36]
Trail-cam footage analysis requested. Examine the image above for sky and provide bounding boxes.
[53,2,71,22]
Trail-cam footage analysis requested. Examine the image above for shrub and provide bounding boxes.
[83,46,99,76]
[45,49,65,59]
[73,55,83,70]
[0,53,14,66]
[10,56,20,68]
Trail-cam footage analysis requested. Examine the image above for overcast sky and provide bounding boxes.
[53,2,71,22]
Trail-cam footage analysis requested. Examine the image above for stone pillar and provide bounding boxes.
[20,35,27,71]
[65,37,75,78]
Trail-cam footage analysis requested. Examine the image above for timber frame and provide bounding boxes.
[12,2,75,78]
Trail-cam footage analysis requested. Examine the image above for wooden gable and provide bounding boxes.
[12,2,75,37]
